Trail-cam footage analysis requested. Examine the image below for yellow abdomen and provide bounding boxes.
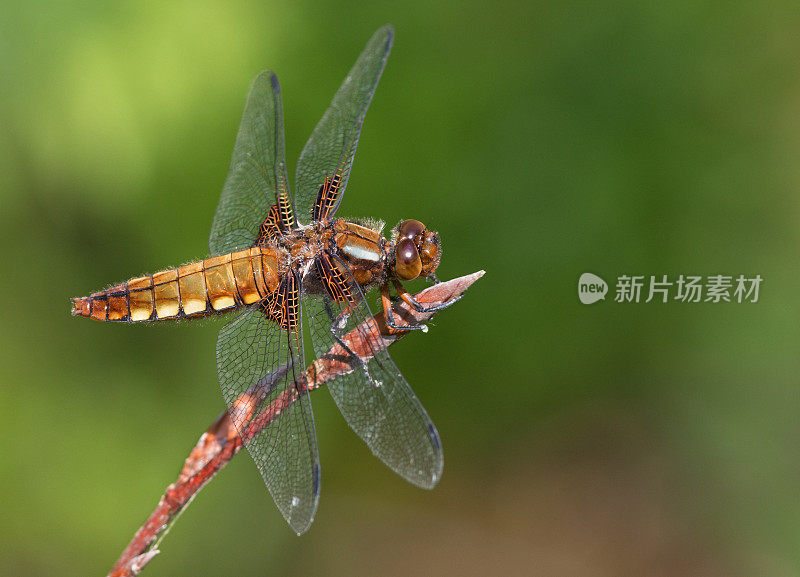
[71,247,283,322]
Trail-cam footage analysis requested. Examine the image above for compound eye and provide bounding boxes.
[399,219,425,240]
[395,238,422,280]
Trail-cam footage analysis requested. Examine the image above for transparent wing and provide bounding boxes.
[210,71,294,256]
[304,255,443,488]
[294,25,393,224]
[216,298,319,535]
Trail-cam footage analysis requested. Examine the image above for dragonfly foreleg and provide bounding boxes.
[381,283,429,334]
[323,299,380,387]
[391,278,460,314]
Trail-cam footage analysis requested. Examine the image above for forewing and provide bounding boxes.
[294,25,393,224]
[304,255,443,489]
[216,299,319,535]
[210,71,294,256]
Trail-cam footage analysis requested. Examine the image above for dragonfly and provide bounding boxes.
[71,25,452,534]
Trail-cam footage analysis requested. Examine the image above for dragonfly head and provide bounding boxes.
[392,219,441,281]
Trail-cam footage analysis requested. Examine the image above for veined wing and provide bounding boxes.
[294,25,393,224]
[216,278,319,535]
[304,253,443,489]
[210,71,295,256]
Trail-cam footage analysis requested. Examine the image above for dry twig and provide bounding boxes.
[107,271,484,577]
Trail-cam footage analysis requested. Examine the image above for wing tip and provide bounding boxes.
[292,522,311,537]
[377,23,394,52]
[284,465,321,536]
[269,71,281,94]
[413,462,444,491]
[379,23,394,38]
[287,505,317,536]
[252,69,280,94]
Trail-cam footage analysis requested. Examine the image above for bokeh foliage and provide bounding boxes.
[3,0,800,575]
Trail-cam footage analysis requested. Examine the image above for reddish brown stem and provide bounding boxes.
[107,271,485,577]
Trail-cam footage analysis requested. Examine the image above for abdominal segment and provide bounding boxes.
[71,247,282,322]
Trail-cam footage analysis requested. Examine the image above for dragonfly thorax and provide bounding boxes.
[329,219,388,287]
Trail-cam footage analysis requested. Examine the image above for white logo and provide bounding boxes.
[577,272,762,304]
[578,273,608,304]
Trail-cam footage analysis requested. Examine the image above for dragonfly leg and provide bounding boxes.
[323,299,379,386]
[391,278,461,314]
[381,283,428,334]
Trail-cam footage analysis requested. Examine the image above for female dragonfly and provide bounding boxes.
[71,25,449,534]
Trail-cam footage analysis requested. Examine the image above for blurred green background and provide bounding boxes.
[3,1,800,575]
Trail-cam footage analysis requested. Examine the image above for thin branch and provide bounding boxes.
[107,271,485,577]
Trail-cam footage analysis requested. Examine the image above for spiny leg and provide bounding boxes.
[382,279,461,335]
[323,299,379,386]
[392,278,460,313]
[381,283,429,334]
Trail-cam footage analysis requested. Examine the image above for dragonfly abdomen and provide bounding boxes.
[71,247,282,322]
